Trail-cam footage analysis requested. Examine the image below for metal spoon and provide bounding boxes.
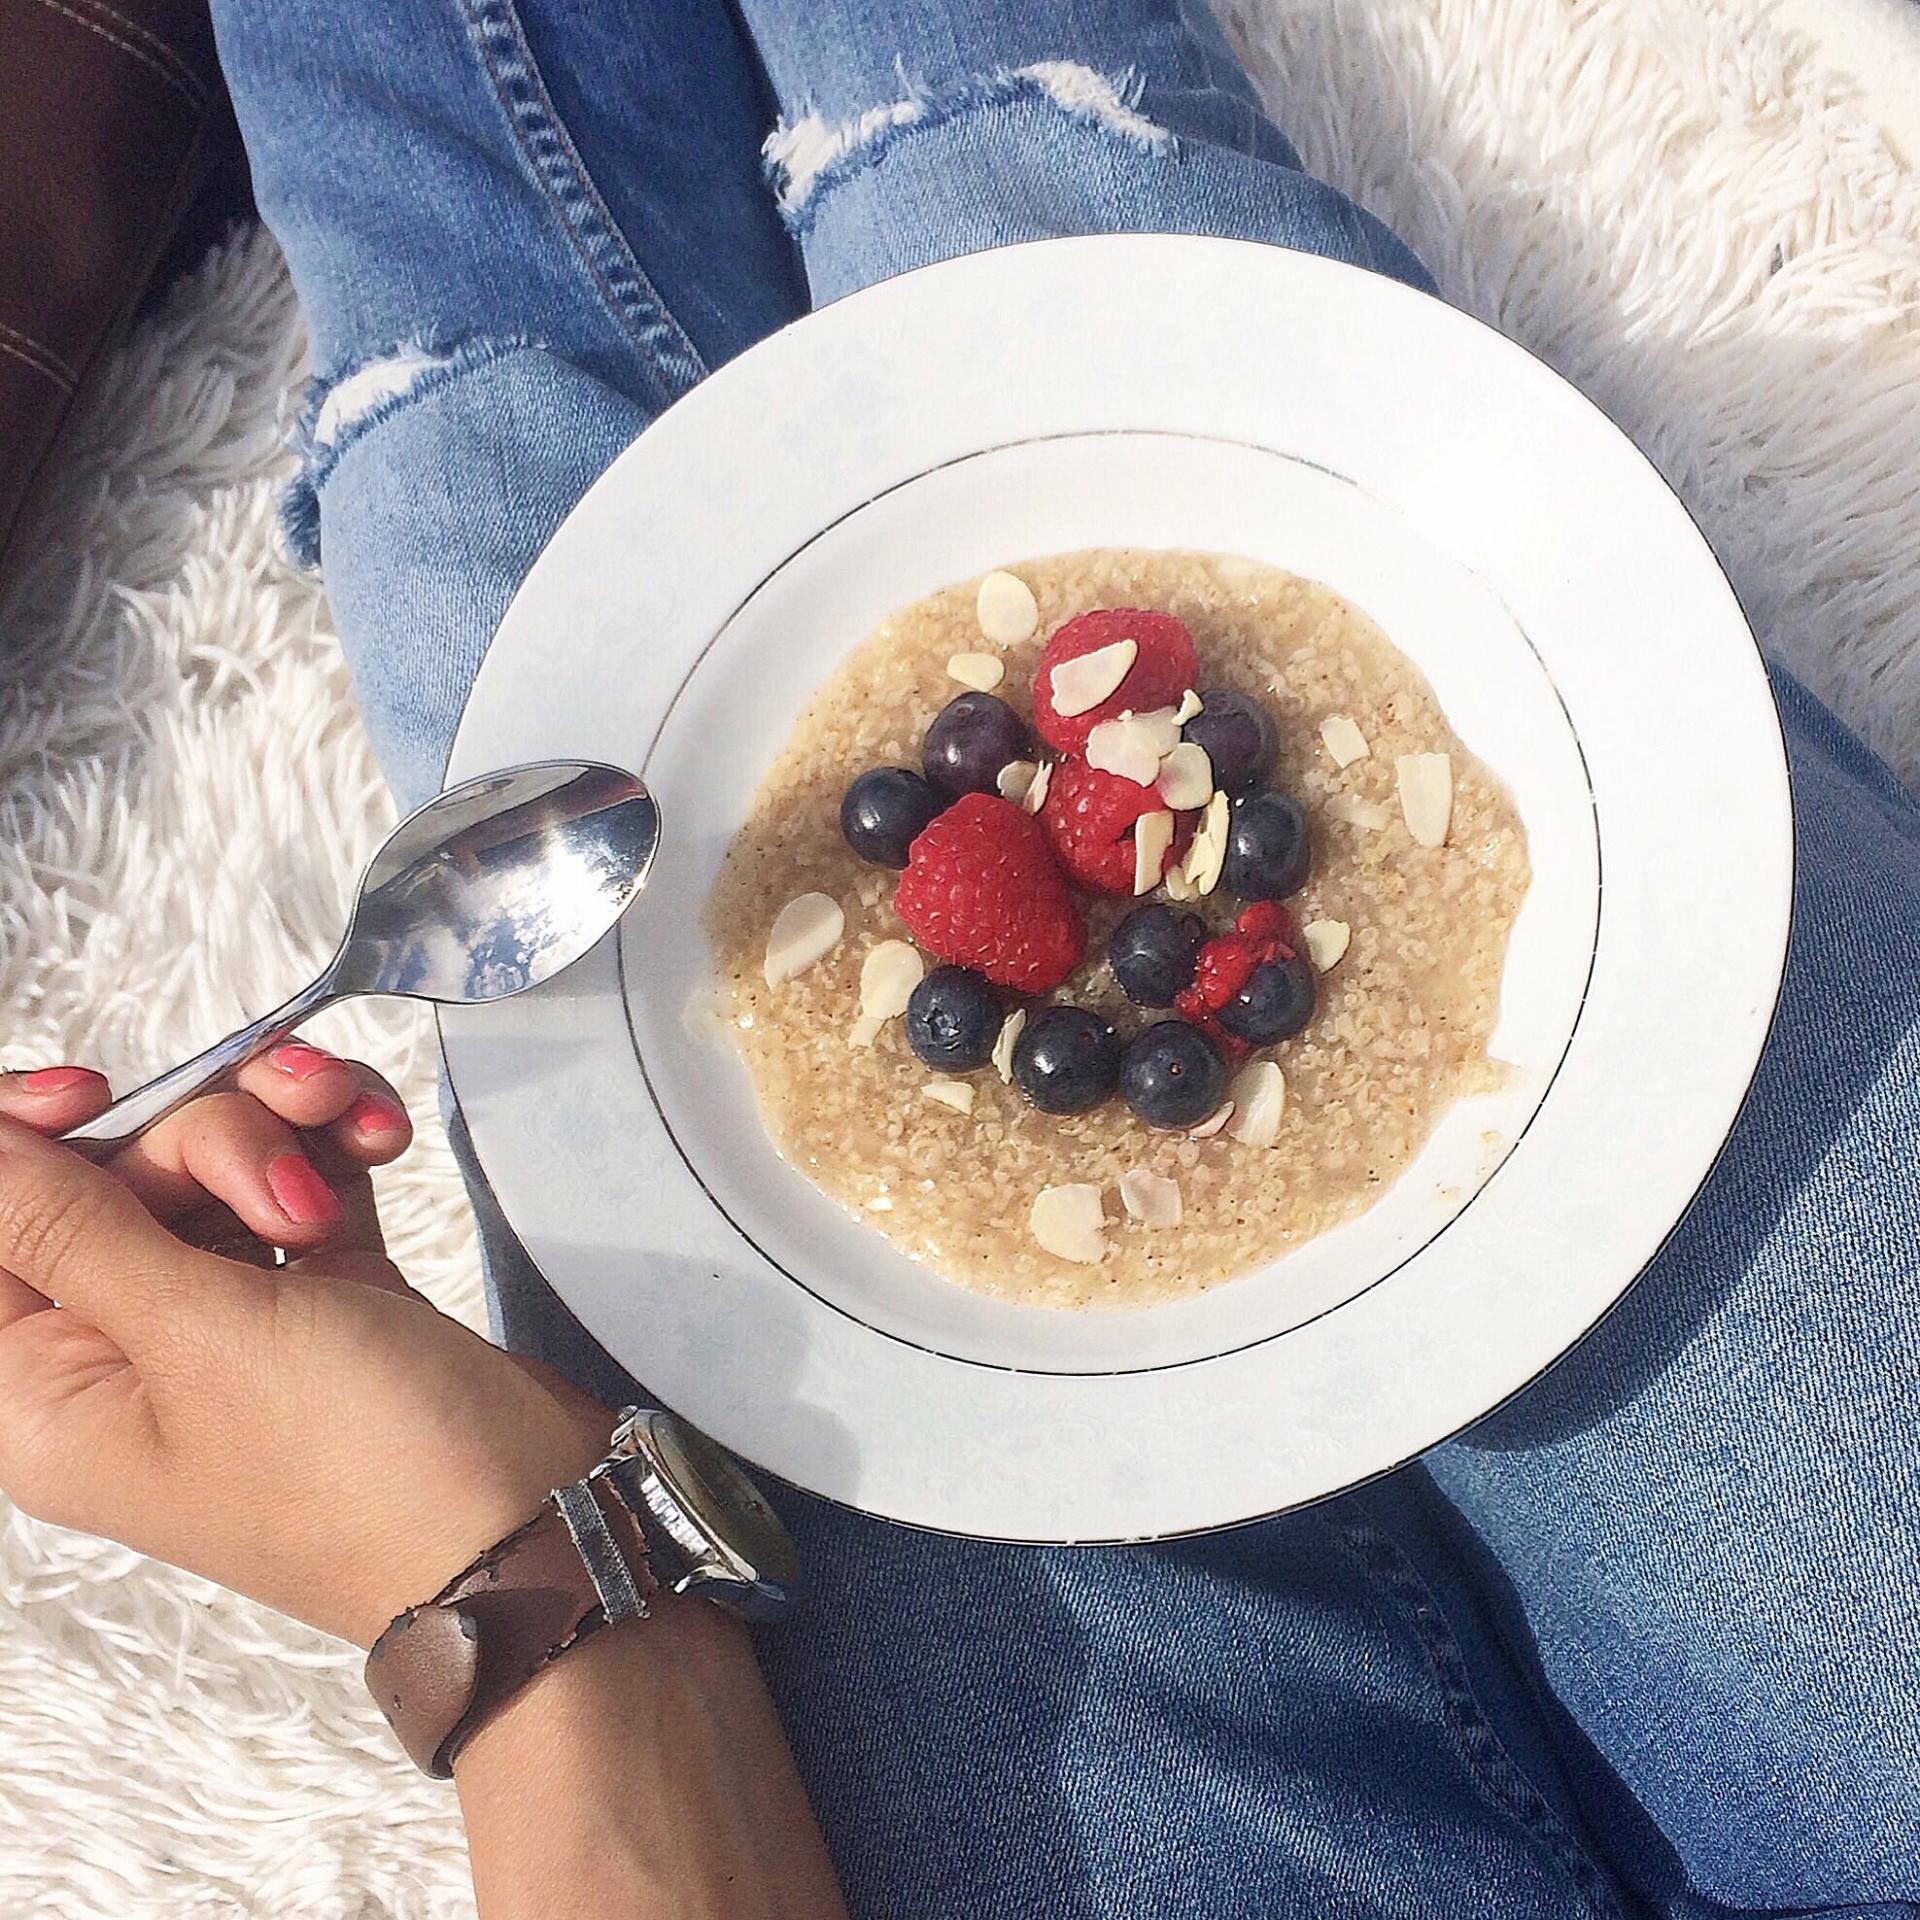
[64,760,659,1159]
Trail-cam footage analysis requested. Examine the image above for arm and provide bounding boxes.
[0,1062,845,1920]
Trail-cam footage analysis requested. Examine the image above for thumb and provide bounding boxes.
[0,1114,218,1343]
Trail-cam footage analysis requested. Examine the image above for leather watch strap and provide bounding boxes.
[365,1470,659,1777]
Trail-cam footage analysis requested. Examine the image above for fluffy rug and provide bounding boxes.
[2,1,1915,1912]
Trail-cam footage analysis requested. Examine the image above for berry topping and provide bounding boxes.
[840,767,944,868]
[1011,1005,1122,1114]
[894,793,1085,993]
[1120,1021,1228,1129]
[1175,902,1301,1053]
[1183,689,1278,797]
[922,692,1034,798]
[1110,904,1207,1007]
[1223,790,1311,900]
[1032,609,1200,755]
[1041,758,1194,895]
[1217,953,1317,1046]
[905,966,1003,1072]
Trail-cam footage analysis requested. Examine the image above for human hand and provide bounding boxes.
[0,1052,611,1646]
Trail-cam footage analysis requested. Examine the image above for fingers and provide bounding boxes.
[0,1114,210,1338]
[107,1092,353,1250]
[234,1046,414,1169]
[0,1067,111,1136]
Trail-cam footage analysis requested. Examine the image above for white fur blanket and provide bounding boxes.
[2,1,1915,1912]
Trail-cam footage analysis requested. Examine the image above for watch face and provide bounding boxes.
[638,1412,799,1613]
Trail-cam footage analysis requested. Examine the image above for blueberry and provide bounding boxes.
[922,693,1032,798]
[1119,1021,1227,1129]
[1110,904,1207,1007]
[1217,954,1316,1046]
[1183,688,1277,796]
[1012,1005,1122,1114]
[840,767,943,868]
[905,967,1003,1072]
[1224,791,1311,899]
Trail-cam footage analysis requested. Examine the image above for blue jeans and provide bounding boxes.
[210,3,1920,1912]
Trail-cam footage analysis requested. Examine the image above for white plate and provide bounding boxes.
[441,235,1790,1542]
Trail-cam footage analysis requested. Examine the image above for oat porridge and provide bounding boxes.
[705,549,1529,1309]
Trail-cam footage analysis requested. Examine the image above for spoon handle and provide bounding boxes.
[61,973,343,1161]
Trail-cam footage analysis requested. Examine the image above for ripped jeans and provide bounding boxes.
[208,2,1920,1914]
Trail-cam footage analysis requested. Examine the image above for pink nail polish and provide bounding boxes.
[270,1043,339,1081]
[267,1153,341,1226]
[20,1066,100,1093]
[346,1091,408,1137]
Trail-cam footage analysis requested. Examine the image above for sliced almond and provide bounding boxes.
[1174,688,1204,725]
[764,892,845,987]
[849,1012,885,1049]
[991,1006,1026,1082]
[1029,1184,1107,1264]
[1132,808,1176,896]
[1049,639,1137,717]
[996,759,1040,805]
[1023,759,1054,815]
[1225,1061,1286,1147]
[1396,753,1453,848]
[1157,742,1214,811]
[1119,1168,1183,1228]
[947,651,1005,692]
[1319,714,1371,768]
[1183,790,1230,896]
[859,939,925,1020]
[1085,706,1180,785]
[1329,793,1394,832]
[1302,919,1351,971]
[921,1079,976,1114]
[975,569,1039,646]
[1188,1100,1235,1139]
[1163,863,1198,902]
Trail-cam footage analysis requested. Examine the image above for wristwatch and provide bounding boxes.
[365,1406,797,1776]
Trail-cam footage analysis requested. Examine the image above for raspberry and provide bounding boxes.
[894,793,1085,993]
[1032,609,1200,755]
[1175,904,1298,1055]
[1041,758,1194,895]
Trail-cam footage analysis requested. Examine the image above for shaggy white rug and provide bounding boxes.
[2,1,1915,1913]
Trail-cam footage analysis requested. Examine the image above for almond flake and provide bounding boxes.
[1225,1061,1286,1147]
[1049,639,1137,717]
[1085,706,1180,785]
[1319,714,1371,768]
[1132,808,1175,896]
[947,651,1005,693]
[849,1013,885,1049]
[1396,753,1454,847]
[1329,793,1394,832]
[991,1007,1026,1082]
[1157,742,1214,811]
[1022,759,1053,814]
[997,759,1040,805]
[859,939,924,1020]
[1174,688,1204,725]
[1302,919,1351,971]
[1188,1100,1235,1139]
[1119,1168,1183,1228]
[975,570,1039,646]
[1029,1184,1107,1264]
[1183,790,1230,895]
[1163,863,1198,902]
[921,1079,976,1114]
[764,892,845,987]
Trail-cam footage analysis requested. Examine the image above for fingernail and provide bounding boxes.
[267,1152,341,1226]
[20,1066,102,1093]
[346,1091,408,1138]
[270,1043,339,1081]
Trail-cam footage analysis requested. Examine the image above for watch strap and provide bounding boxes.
[365,1469,659,1777]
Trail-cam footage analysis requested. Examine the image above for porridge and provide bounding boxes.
[705,549,1529,1309]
